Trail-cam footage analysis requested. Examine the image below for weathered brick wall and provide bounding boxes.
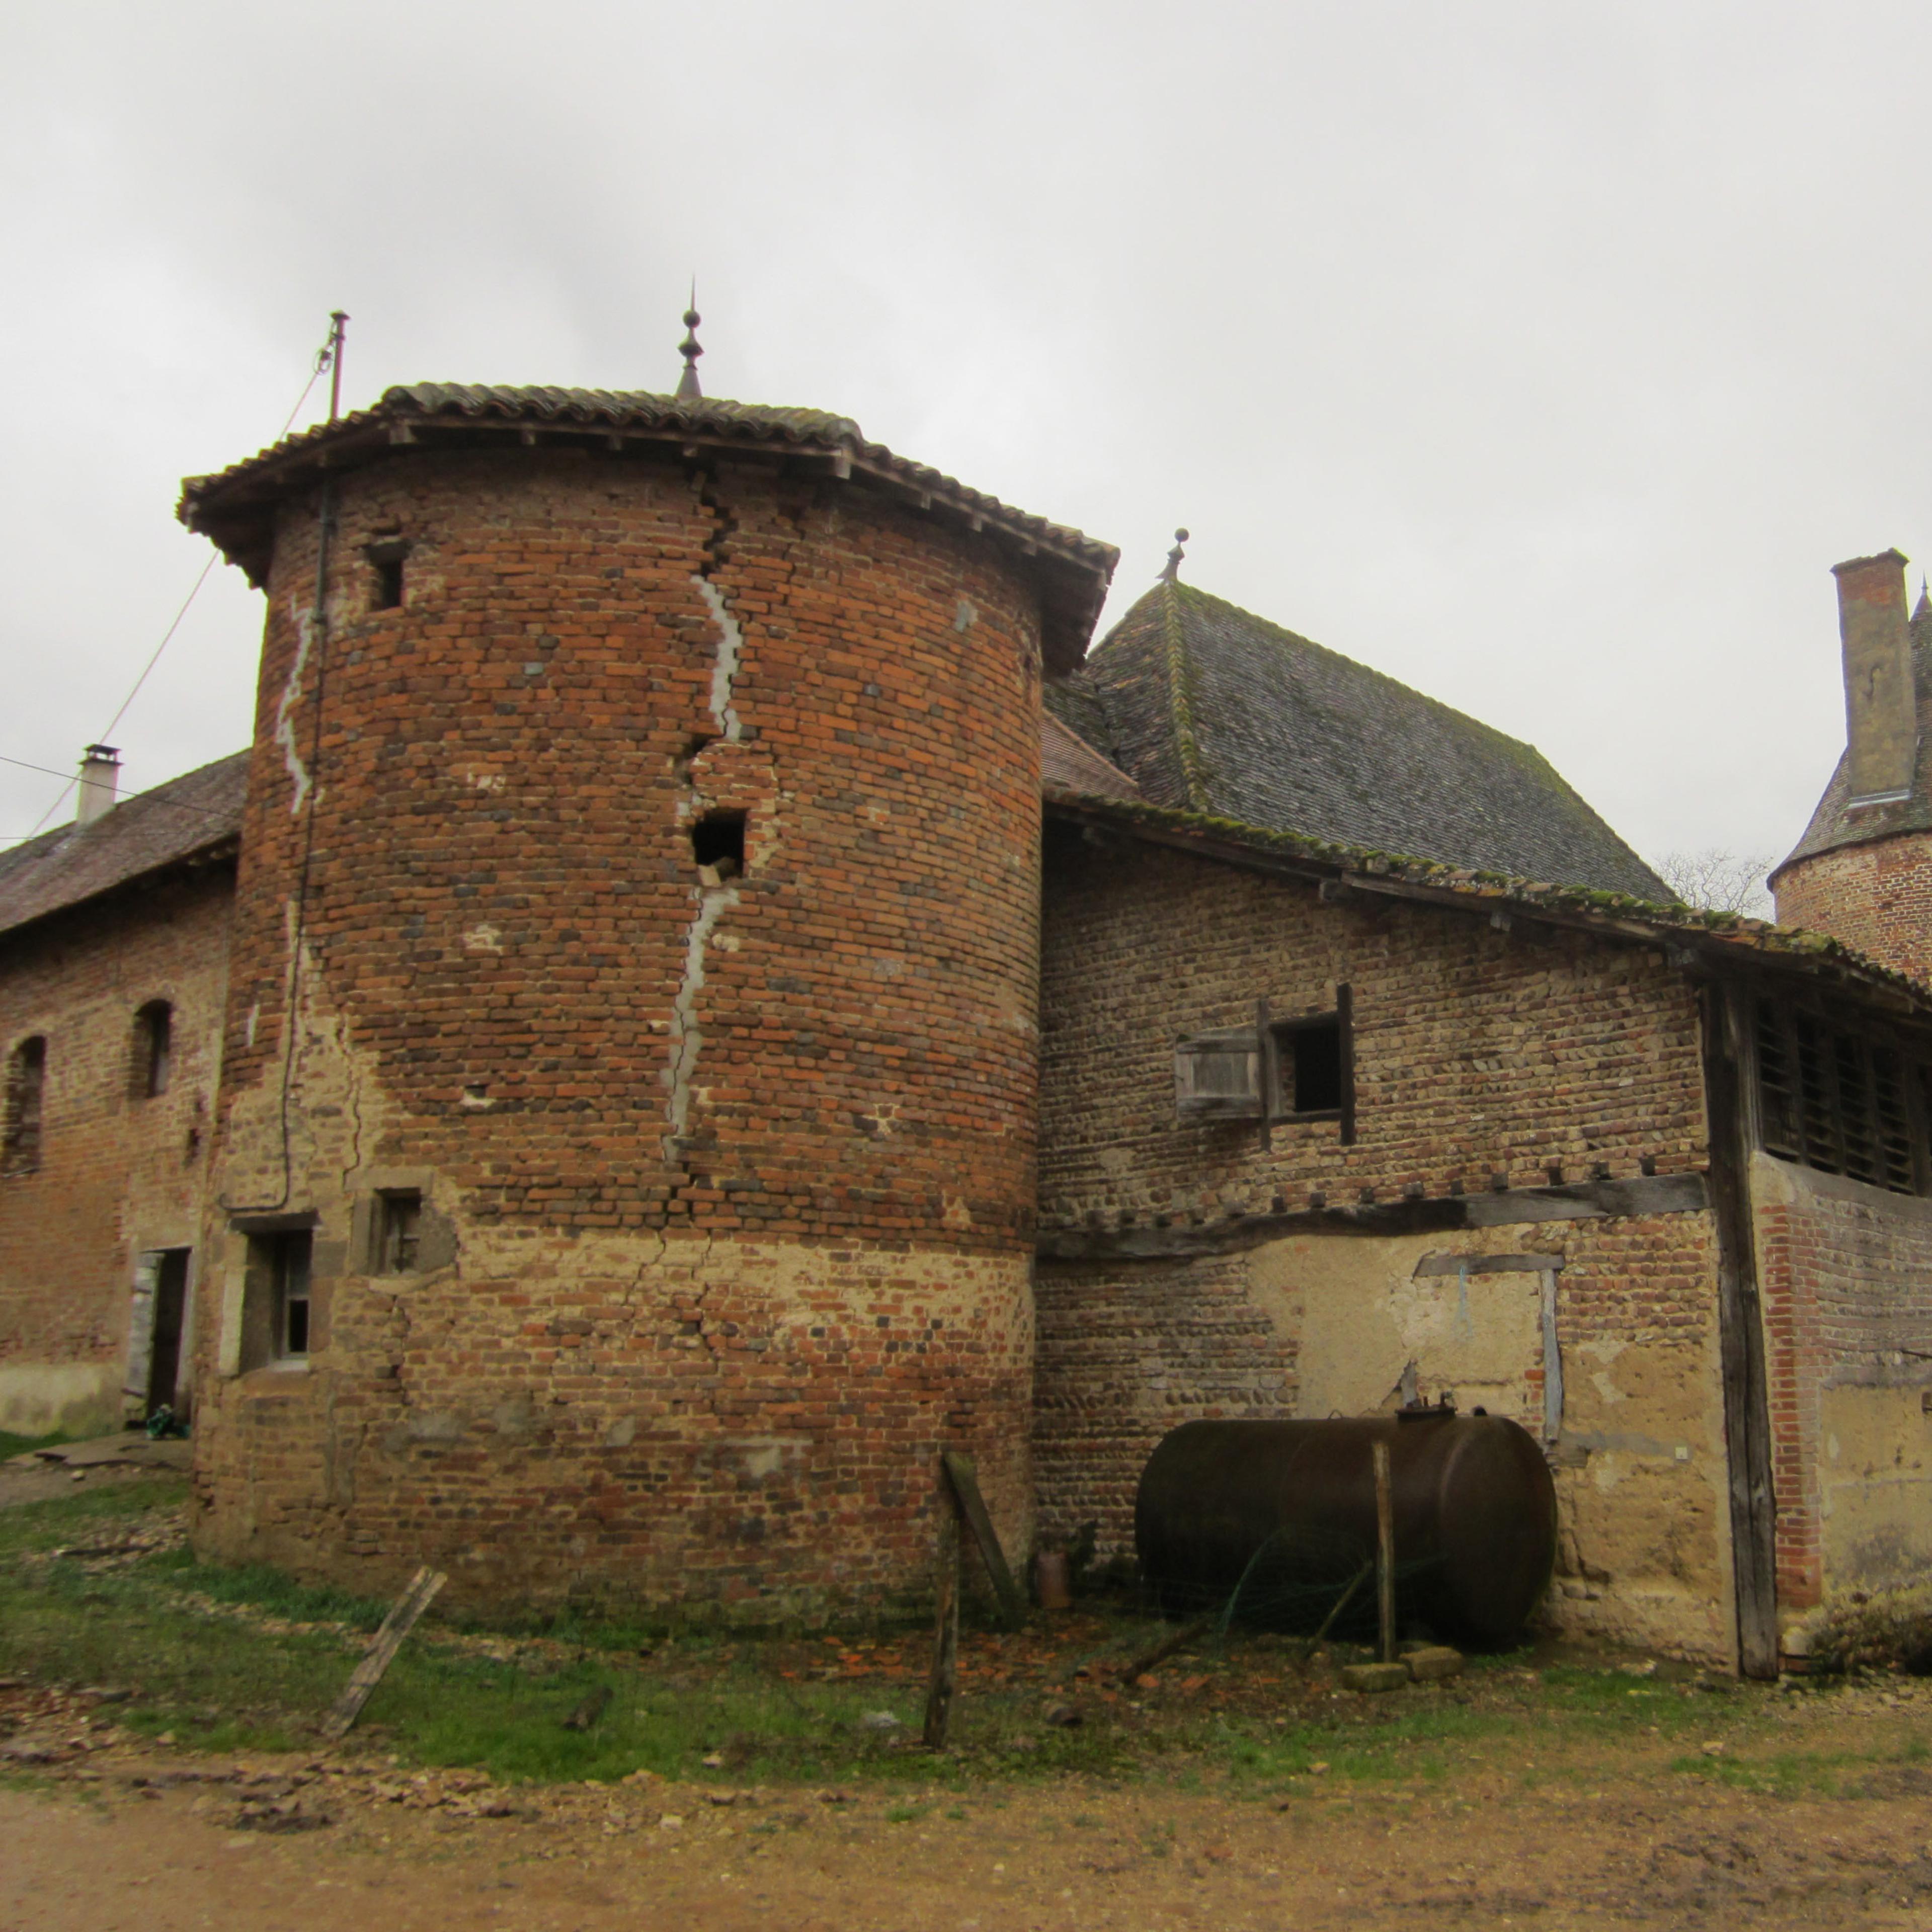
[0,871,231,1433]
[1774,838,1932,987]
[1035,829,1735,1658]
[1751,1152,1932,1611]
[1039,826,1708,1223]
[192,443,1046,1613]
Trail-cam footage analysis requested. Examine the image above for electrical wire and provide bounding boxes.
[13,325,343,837]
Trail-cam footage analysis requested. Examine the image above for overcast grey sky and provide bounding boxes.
[6,0,1929,880]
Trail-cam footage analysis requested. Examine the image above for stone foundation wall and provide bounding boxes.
[190,1223,1031,1617]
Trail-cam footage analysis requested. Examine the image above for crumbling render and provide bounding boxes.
[663,884,739,1159]
[274,597,318,814]
[692,577,745,743]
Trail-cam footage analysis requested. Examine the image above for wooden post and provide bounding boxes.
[922,1470,961,1749]
[1699,980,1781,1679]
[1372,1439,1396,1664]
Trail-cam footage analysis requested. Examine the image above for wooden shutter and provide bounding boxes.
[1174,1026,1263,1118]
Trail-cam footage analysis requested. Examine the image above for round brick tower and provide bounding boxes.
[1773,550,1932,985]
[178,378,1114,1612]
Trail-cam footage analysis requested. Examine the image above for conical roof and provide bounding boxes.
[1045,578,1669,899]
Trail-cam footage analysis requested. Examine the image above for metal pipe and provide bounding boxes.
[327,310,349,420]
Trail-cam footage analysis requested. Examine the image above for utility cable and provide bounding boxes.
[15,322,345,837]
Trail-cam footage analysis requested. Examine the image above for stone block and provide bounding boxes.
[1405,1645,1464,1682]
[1341,1661,1411,1693]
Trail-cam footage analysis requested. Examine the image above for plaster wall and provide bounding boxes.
[1752,1152,1932,1609]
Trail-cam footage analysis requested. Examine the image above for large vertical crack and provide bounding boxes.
[274,596,318,814]
[662,883,739,1161]
[693,577,744,743]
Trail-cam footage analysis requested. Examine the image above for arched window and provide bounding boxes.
[3,1036,47,1175]
[134,1001,173,1098]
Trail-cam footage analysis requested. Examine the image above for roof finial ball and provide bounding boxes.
[675,282,704,402]
[1160,527,1189,583]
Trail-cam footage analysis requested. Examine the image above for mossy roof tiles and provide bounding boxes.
[1055,580,1670,901]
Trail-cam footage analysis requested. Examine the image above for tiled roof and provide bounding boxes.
[1041,711,1141,802]
[1056,580,1671,901]
[1046,790,1932,1017]
[0,753,248,942]
[178,384,1117,678]
[1774,595,1932,882]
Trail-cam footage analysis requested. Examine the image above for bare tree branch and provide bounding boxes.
[1654,849,1777,919]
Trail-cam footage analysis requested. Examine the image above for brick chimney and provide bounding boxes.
[1832,549,1918,804]
[75,744,120,825]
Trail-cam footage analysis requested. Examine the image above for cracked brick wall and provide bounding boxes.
[0,872,230,1433]
[190,444,1045,1615]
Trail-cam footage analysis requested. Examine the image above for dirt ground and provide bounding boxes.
[9,1688,1932,1930]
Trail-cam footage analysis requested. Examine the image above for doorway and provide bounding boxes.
[146,1248,190,1418]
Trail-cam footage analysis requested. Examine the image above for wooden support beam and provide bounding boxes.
[320,1566,446,1741]
[939,1451,1025,1631]
[1037,1173,1708,1263]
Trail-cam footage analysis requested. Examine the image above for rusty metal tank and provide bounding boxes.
[1135,1410,1557,1649]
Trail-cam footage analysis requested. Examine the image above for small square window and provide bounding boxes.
[376,1191,422,1274]
[1273,1017,1343,1115]
[366,539,410,612]
[134,1001,172,1098]
[691,810,746,879]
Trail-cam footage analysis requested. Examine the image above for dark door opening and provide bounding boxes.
[146,1248,190,1418]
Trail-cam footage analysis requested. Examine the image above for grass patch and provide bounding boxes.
[0,1429,71,1462]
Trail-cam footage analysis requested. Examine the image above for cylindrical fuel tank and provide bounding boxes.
[1136,1413,1557,1650]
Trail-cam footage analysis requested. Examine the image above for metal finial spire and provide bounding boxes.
[1917,575,1931,620]
[676,282,704,401]
[1160,527,1189,583]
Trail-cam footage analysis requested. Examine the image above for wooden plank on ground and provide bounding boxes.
[939,1451,1025,1631]
[320,1565,446,1741]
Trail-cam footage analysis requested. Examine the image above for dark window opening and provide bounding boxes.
[244,1230,314,1361]
[3,1036,46,1176]
[376,1191,422,1274]
[1174,986,1354,1144]
[1756,999,1922,1194]
[366,539,410,612]
[134,1000,172,1098]
[1275,1017,1344,1114]
[691,810,747,879]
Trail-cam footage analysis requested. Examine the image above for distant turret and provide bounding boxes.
[1772,549,1932,982]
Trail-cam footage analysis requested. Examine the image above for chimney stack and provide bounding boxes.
[1833,549,1918,804]
[75,745,120,826]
